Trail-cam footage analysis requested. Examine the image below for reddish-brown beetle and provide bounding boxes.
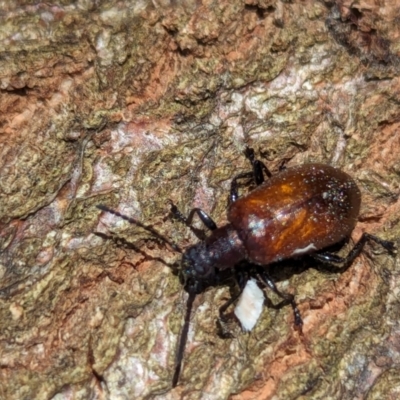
[97,147,395,387]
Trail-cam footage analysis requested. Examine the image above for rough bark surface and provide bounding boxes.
[1,1,400,399]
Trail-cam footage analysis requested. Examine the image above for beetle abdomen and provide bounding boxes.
[228,164,361,265]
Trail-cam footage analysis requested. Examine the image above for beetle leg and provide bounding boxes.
[244,146,272,184]
[312,252,345,264]
[218,271,247,317]
[168,200,217,239]
[312,233,396,271]
[229,171,254,203]
[217,271,248,338]
[278,159,288,171]
[217,291,244,338]
[230,148,273,203]
[257,271,303,328]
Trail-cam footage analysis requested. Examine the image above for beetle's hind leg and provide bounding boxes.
[312,233,396,271]
[257,271,303,328]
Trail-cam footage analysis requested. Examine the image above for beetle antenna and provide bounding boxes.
[96,204,183,254]
[172,290,196,387]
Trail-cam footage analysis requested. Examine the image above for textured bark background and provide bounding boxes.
[1,1,400,399]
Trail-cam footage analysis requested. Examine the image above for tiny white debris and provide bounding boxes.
[292,243,317,255]
[234,279,264,332]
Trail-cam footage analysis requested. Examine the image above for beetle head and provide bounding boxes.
[180,242,215,294]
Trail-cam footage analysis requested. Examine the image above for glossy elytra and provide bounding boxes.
[97,147,395,387]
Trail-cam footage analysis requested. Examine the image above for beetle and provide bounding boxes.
[97,147,395,387]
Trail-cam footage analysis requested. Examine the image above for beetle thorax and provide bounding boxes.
[181,224,246,293]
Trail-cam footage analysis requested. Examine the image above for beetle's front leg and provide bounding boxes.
[168,200,217,240]
[217,270,248,337]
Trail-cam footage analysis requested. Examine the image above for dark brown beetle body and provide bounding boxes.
[181,164,361,289]
[97,148,394,388]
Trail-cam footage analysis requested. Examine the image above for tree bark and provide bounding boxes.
[1,1,400,399]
